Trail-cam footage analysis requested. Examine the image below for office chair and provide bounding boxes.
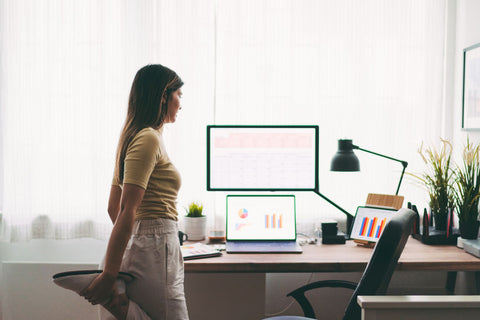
[263,208,415,320]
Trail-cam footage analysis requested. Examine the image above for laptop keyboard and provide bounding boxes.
[227,241,302,253]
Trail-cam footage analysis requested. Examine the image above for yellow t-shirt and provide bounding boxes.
[112,127,181,221]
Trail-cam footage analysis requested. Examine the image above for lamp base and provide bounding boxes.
[322,232,347,244]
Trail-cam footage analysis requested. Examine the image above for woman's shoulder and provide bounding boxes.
[137,127,161,137]
[131,127,162,149]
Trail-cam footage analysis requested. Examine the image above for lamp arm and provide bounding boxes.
[353,145,407,166]
[395,165,407,195]
[353,145,408,195]
[313,189,354,236]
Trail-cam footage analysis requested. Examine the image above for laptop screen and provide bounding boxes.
[350,206,397,242]
[226,195,297,241]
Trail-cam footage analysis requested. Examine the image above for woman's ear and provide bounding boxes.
[161,90,168,105]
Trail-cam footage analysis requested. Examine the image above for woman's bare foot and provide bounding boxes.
[103,292,129,320]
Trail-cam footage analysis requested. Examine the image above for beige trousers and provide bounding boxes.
[100,218,189,320]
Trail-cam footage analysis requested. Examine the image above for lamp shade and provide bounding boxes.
[330,139,360,171]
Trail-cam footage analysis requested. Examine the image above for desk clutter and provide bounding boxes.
[181,243,222,260]
[462,239,480,258]
[321,221,346,244]
[409,204,460,245]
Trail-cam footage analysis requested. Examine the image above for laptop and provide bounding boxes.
[350,206,398,242]
[225,195,302,253]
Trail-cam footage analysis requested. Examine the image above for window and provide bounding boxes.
[0,0,448,241]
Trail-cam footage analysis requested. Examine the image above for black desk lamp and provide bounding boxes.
[330,139,408,195]
[313,140,408,237]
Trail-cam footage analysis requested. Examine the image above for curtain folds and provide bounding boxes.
[0,0,447,241]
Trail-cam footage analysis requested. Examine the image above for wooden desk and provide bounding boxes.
[184,237,480,320]
[184,237,480,273]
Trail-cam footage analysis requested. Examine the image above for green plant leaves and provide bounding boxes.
[414,139,455,213]
[454,139,480,223]
[185,201,204,217]
[412,138,480,223]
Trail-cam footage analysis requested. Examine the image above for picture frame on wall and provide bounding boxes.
[462,43,480,130]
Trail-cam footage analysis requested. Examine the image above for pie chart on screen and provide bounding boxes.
[238,208,248,219]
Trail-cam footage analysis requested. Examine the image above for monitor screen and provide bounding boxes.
[207,125,319,191]
[226,195,297,240]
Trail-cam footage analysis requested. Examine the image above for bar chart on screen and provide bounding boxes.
[350,206,397,242]
[358,217,387,239]
[265,214,283,229]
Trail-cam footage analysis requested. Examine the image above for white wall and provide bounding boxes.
[2,262,101,320]
[0,239,106,320]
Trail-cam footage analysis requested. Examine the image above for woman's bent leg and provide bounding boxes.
[101,219,188,320]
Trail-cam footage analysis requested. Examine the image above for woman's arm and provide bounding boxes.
[107,185,122,224]
[81,183,145,305]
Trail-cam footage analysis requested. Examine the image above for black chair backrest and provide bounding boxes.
[342,208,415,320]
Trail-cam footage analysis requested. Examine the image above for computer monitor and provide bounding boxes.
[207,125,319,191]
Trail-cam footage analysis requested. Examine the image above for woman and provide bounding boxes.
[82,64,188,319]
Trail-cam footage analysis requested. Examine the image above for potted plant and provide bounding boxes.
[454,139,480,239]
[184,201,207,241]
[413,139,455,231]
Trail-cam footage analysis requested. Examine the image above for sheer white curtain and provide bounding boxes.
[213,0,448,233]
[0,0,215,241]
[0,0,448,241]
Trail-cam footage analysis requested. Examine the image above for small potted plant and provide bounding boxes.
[454,139,480,239]
[184,201,207,240]
[412,139,455,231]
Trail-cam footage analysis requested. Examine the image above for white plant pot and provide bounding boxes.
[184,216,207,241]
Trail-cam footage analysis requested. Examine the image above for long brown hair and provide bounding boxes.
[114,64,183,183]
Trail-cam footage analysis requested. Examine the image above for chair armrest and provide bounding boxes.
[287,280,357,319]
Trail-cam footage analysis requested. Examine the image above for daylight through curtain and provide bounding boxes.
[0,0,447,240]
